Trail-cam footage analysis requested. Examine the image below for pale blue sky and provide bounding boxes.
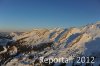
[0,0,100,31]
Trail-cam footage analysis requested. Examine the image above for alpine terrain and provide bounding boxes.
[0,22,100,66]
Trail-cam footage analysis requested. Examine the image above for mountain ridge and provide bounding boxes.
[0,22,100,66]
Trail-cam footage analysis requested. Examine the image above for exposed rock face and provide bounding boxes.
[8,46,17,55]
[0,46,7,54]
[0,22,100,66]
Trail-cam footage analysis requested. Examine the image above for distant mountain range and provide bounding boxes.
[0,22,100,66]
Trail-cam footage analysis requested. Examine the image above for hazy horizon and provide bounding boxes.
[0,0,100,31]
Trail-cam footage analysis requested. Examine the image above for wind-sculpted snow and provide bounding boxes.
[0,22,100,66]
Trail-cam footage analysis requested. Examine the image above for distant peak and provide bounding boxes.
[95,21,100,25]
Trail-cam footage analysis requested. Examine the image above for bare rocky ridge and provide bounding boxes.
[0,22,100,66]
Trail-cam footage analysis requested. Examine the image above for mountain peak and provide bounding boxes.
[95,21,100,24]
[94,21,100,28]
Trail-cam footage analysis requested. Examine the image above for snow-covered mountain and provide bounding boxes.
[0,22,100,66]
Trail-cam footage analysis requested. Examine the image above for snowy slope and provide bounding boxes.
[0,22,100,66]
